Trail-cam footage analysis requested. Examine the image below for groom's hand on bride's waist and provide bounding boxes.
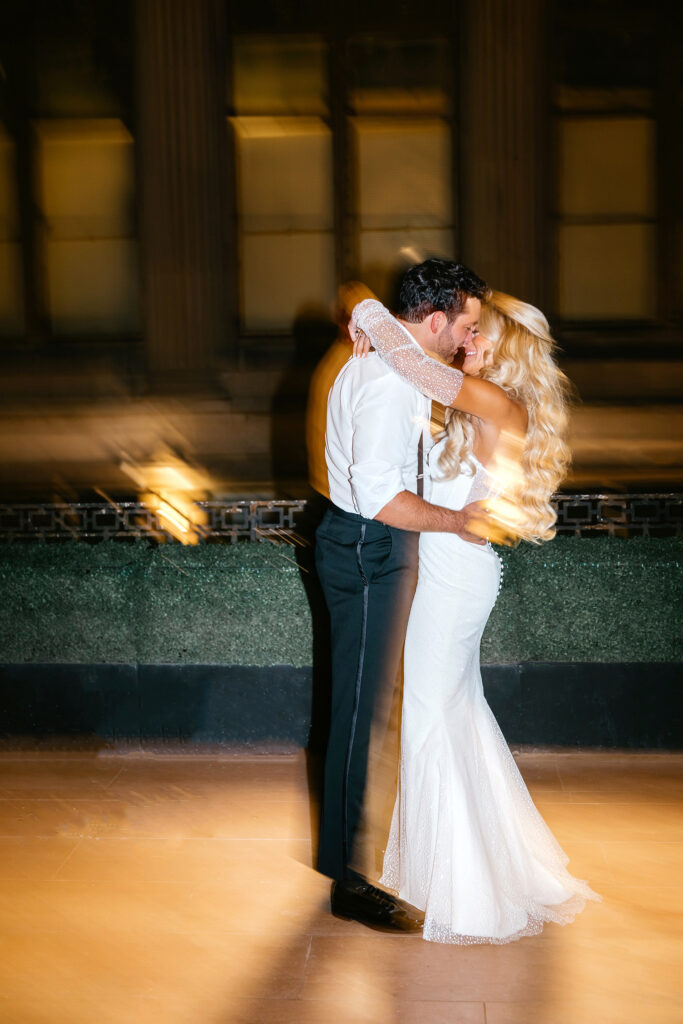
[457,500,492,545]
[374,491,493,539]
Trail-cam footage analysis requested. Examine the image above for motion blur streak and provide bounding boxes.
[121,451,211,545]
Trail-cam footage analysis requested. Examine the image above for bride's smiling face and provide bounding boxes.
[461,333,493,375]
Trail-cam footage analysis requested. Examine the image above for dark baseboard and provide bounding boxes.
[482,663,682,748]
[0,662,680,750]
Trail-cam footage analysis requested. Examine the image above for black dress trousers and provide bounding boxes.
[315,504,418,881]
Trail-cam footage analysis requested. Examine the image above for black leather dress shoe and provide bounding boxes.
[330,879,423,932]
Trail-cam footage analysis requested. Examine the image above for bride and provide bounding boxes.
[350,290,600,944]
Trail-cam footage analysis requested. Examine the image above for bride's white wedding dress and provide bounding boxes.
[351,299,600,944]
[380,447,599,943]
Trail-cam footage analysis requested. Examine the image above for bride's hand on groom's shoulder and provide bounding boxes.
[342,281,377,350]
[351,327,373,358]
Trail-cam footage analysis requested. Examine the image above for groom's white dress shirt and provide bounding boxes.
[325,352,432,519]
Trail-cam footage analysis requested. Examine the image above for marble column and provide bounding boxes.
[135,0,229,390]
[458,0,550,309]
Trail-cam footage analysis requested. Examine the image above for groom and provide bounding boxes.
[316,258,490,930]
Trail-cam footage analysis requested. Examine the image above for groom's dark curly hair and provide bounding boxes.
[397,257,489,323]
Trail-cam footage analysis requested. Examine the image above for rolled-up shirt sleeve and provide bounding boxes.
[349,373,417,519]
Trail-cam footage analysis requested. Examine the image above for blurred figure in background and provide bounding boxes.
[305,282,373,501]
[300,283,372,804]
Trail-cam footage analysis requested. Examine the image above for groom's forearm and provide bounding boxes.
[374,490,466,534]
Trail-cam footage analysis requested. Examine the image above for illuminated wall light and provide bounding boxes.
[155,501,191,536]
[140,489,208,545]
[121,453,212,545]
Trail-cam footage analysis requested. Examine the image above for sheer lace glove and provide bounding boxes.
[351,298,464,406]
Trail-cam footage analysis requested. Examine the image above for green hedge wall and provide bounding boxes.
[0,537,680,666]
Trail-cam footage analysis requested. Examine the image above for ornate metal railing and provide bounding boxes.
[553,494,682,537]
[0,500,307,544]
[0,494,680,542]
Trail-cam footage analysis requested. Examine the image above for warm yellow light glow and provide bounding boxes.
[467,429,536,547]
[154,501,190,536]
[120,453,212,494]
[142,490,208,545]
[120,450,212,545]
[148,466,197,491]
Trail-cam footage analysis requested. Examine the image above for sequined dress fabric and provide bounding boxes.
[378,444,600,945]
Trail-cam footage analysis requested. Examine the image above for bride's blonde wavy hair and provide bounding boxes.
[438,290,572,543]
